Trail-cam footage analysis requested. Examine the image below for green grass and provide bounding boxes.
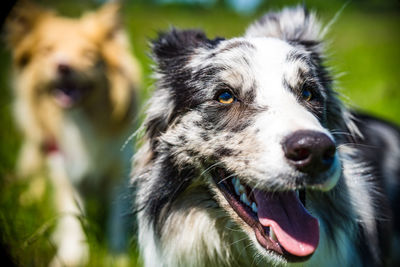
[0,1,399,266]
[329,12,400,122]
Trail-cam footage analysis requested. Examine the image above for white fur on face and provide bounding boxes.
[179,37,340,191]
[243,38,339,190]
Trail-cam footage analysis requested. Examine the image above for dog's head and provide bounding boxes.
[137,6,357,265]
[5,2,139,120]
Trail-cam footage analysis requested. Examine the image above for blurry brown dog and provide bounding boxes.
[5,1,140,266]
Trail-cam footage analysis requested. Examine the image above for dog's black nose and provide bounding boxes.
[57,63,71,76]
[283,130,336,174]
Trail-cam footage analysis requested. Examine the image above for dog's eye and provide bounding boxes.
[301,89,313,101]
[217,92,235,104]
[17,52,31,68]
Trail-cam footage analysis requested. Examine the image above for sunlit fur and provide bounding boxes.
[132,6,399,267]
[6,2,140,266]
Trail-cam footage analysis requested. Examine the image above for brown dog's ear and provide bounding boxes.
[4,1,51,47]
[82,2,121,41]
[96,2,121,36]
[82,2,140,122]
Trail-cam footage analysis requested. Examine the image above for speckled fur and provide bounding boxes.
[132,6,399,267]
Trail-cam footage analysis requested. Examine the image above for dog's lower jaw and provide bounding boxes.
[137,180,310,267]
[137,175,367,267]
[135,147,380,267]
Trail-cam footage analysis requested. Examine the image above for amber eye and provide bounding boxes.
[218,91,235,104]
[301,89,313,101]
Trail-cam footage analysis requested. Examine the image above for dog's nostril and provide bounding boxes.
[290,148,311,161]
[57,63,71,75]
[283,130,336,174]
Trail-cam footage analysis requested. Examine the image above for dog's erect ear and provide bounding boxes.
[83,2,140,121]
[4,1,51,48]
[82,2,121,41]
[152,29,220,71]
[95,2,121,38]
[245,6,323,53]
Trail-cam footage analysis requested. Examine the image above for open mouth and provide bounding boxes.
[51,81,88,108]
[213,169,319,262]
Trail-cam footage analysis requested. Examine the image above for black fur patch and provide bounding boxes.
[150,29,225,135]
[145,154,196,234]
[352,112,400,235]
[200,101,258,132]
[152,29,212,69]
[215,147,234,158]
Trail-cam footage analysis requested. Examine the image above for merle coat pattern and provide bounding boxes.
[132,6,400,267]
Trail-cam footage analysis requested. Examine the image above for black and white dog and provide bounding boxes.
[132,6,400,266]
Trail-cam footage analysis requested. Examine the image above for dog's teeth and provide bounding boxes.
[238,184,246,194]
[240,193,247,205]
[269,228,277,241]
[233,179,241,196]
[240,193,251,206]
[234,177,241,187]
[251,202,258,213]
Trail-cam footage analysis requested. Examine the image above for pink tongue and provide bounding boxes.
[54,90,74,108]
[254,190,319,257]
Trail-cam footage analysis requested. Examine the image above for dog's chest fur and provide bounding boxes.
[57,111,127,185]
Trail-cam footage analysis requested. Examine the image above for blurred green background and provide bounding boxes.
[0,0,399,266]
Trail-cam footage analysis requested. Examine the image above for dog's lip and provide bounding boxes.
[212,168,316,262]
[214,176,283,254]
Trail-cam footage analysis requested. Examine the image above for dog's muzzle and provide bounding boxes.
[283,130,336,174]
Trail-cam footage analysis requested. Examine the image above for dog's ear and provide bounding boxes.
[82,2,121,41]
[4,1,51,48]
[144,29,212,141]
[245,6,323,53]
[95,2,121,38]
[81,2,141,121]
[102,29,141,122]
[152,29,220,70]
